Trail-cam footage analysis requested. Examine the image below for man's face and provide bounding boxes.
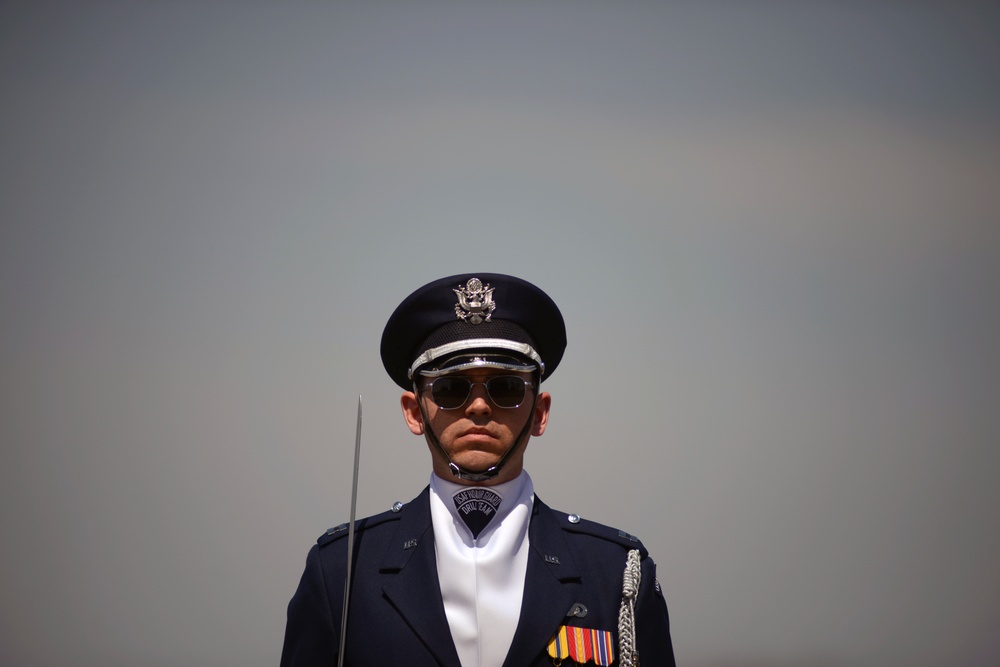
[400,368,551,485]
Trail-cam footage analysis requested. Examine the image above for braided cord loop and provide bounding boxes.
[618,548,642,667]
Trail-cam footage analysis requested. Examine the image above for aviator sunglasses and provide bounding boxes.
[423,375,535,410]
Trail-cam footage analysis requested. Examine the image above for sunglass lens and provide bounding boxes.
[431,377,471,409]
[486,376,526,408]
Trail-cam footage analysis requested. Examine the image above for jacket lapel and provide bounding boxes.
[502,498,581,667]
[379,489,462,667]
[377,492,582,667]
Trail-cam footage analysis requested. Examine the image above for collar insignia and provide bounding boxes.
[454,277,495,324]
[453,487,502,539]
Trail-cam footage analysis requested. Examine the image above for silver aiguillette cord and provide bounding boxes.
[337,395,362,667]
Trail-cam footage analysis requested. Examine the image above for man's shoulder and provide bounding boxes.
[315,489,429,548]
[534,498,650,558]
[315,509,399,548]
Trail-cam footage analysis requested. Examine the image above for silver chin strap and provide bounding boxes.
[415,377,539,482]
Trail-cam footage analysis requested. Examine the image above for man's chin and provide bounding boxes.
[447,447,506,473]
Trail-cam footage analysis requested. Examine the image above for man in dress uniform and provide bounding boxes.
[281,273,676,667]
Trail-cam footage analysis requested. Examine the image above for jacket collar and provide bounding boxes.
[377,488,582,667]
[378,487,461,666]
[501,496,581,667]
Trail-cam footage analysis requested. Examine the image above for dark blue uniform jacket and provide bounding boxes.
[281,487,676,666]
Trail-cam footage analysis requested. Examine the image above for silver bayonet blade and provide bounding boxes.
[337,394,362,667]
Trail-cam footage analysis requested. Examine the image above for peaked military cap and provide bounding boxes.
[381,273,567,390]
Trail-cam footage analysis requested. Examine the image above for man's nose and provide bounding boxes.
[465,385,492,416]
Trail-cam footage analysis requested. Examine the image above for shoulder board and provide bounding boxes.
[559,513,649,556]
[316,506,402,547]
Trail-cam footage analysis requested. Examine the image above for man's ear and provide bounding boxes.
[532,391,551,437]
[400,392,424,435]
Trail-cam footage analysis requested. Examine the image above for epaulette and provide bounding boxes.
[558,512,649,557]
[316,500,407,547]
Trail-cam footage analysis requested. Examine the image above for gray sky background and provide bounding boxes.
[2,2,998,666]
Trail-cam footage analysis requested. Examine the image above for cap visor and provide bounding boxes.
[416,353,537,377]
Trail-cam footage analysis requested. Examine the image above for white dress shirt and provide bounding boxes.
[429,471,534,667]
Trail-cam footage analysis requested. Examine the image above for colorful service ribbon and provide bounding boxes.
[547,625,614,666]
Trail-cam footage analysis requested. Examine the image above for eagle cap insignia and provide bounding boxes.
[454,277,495,324]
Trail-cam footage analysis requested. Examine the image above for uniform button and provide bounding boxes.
[567,514,580,524]
[391,501,404,513]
